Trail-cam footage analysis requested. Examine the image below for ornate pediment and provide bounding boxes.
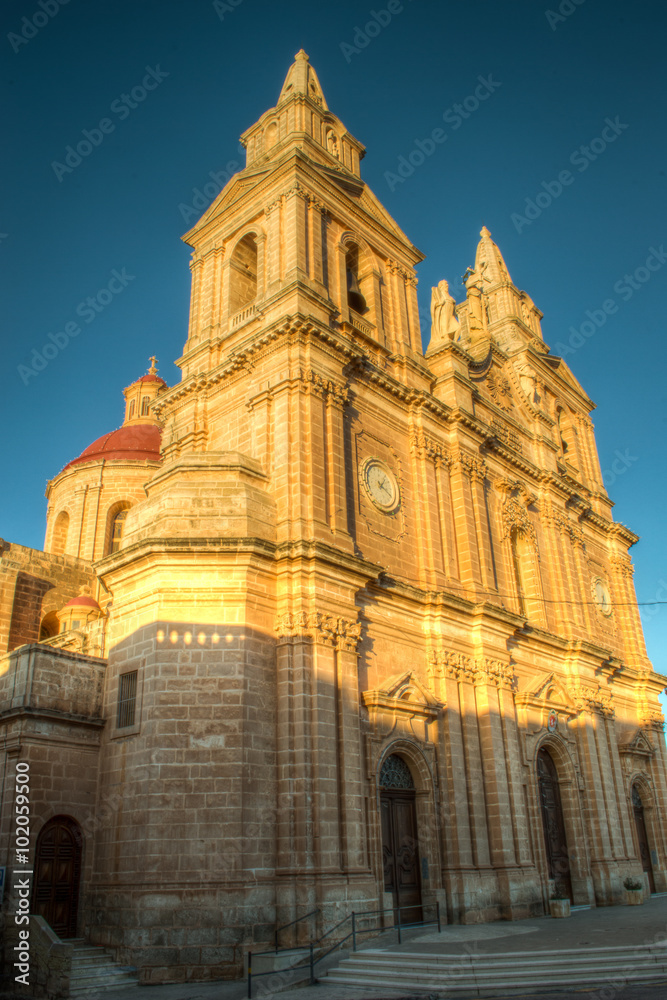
[619,728,657,759]
[362,670,442,717]
[515,672,575,711]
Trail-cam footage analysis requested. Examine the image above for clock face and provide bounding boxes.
[361,459,400,512]
[593,578,612,616]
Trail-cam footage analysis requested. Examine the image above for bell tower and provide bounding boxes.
[177,49,426,382]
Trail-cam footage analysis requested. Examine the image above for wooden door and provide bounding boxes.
[537,748,573,901]
[381,790,422,924]
[32,817,82,938]
[633,786,656,893]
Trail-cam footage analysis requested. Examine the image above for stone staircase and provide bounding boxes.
[66,940,139,996]
[322,940,667,996]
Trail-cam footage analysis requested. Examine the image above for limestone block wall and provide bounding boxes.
[0,645,105,968]
[87,620,278,981]
[0,542,95,653]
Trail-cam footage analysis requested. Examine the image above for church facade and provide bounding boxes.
[1,51,666,985]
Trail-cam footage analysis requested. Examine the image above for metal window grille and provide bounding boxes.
[117,671,138,728]
[380,754,415,789]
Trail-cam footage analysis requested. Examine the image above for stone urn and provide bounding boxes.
[550,898,571,918]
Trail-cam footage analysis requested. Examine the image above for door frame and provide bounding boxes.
[380,784,423,924]
[373,740,440,923]
[537,745,573,900]
[32,815,84,938]
[631,781,657,893]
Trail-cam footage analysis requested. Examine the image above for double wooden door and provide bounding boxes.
[32,817,82,938]
[381,789,423,924]
[537,748,573,901]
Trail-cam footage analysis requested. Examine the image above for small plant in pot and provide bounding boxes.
[549,883,571,918]
[623,876,644,905]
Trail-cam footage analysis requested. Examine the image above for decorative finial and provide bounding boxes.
[480,226,492,238]
[148,356,158,374]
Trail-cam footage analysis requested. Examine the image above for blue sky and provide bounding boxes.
[2,0,666,678]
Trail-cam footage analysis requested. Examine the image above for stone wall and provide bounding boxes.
[0,541,95,653]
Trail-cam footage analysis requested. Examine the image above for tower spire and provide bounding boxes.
[278,49,328,109]
[474,226,512,285]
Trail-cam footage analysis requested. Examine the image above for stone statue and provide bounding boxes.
[430,280,459,342]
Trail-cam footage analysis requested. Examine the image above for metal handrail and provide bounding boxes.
[247,901,441,997]
[273,907,319,952]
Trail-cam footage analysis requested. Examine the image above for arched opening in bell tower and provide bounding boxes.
[345,244,368,315]
[229,233,258,315]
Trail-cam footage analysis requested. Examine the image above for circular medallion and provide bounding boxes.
[593,578,612,616]
[360,458,400,513]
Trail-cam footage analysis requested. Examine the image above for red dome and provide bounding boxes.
[133,373,167,386]
[65,595,100,609]
[63,424,162,470]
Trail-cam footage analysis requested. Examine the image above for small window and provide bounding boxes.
[109,509,128,554]
[117,671,138,728]
[128,400,136,418]
[141,396,150,416]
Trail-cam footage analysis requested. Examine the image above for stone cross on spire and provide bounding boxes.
[148,356,158,374]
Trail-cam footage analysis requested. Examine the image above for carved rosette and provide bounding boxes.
[276,611,362,651]
[486,369,514,411]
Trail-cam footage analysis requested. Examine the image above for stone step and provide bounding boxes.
[70,983,140,997]
[71,955,118,967]
[65,940,139,994]
[323,970,667,996]
[69,971,139,992]
[328,959,667,980]
[323,943,667,995]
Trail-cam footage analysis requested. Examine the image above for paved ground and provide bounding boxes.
[5,896,667,1000]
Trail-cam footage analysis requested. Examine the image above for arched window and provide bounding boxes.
[229,234,258,314]
[265,121,278,149]
[128,399,136,419]
[140,396,150,416]
[107,507,130,555]
[556,407,569,455]
[345,244,367,314]
[52,511,69,555]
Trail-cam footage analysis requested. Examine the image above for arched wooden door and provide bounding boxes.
[379,754,422,925]
[632,785,656,893]
[537,748,573,901]
[32,817,83,938]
